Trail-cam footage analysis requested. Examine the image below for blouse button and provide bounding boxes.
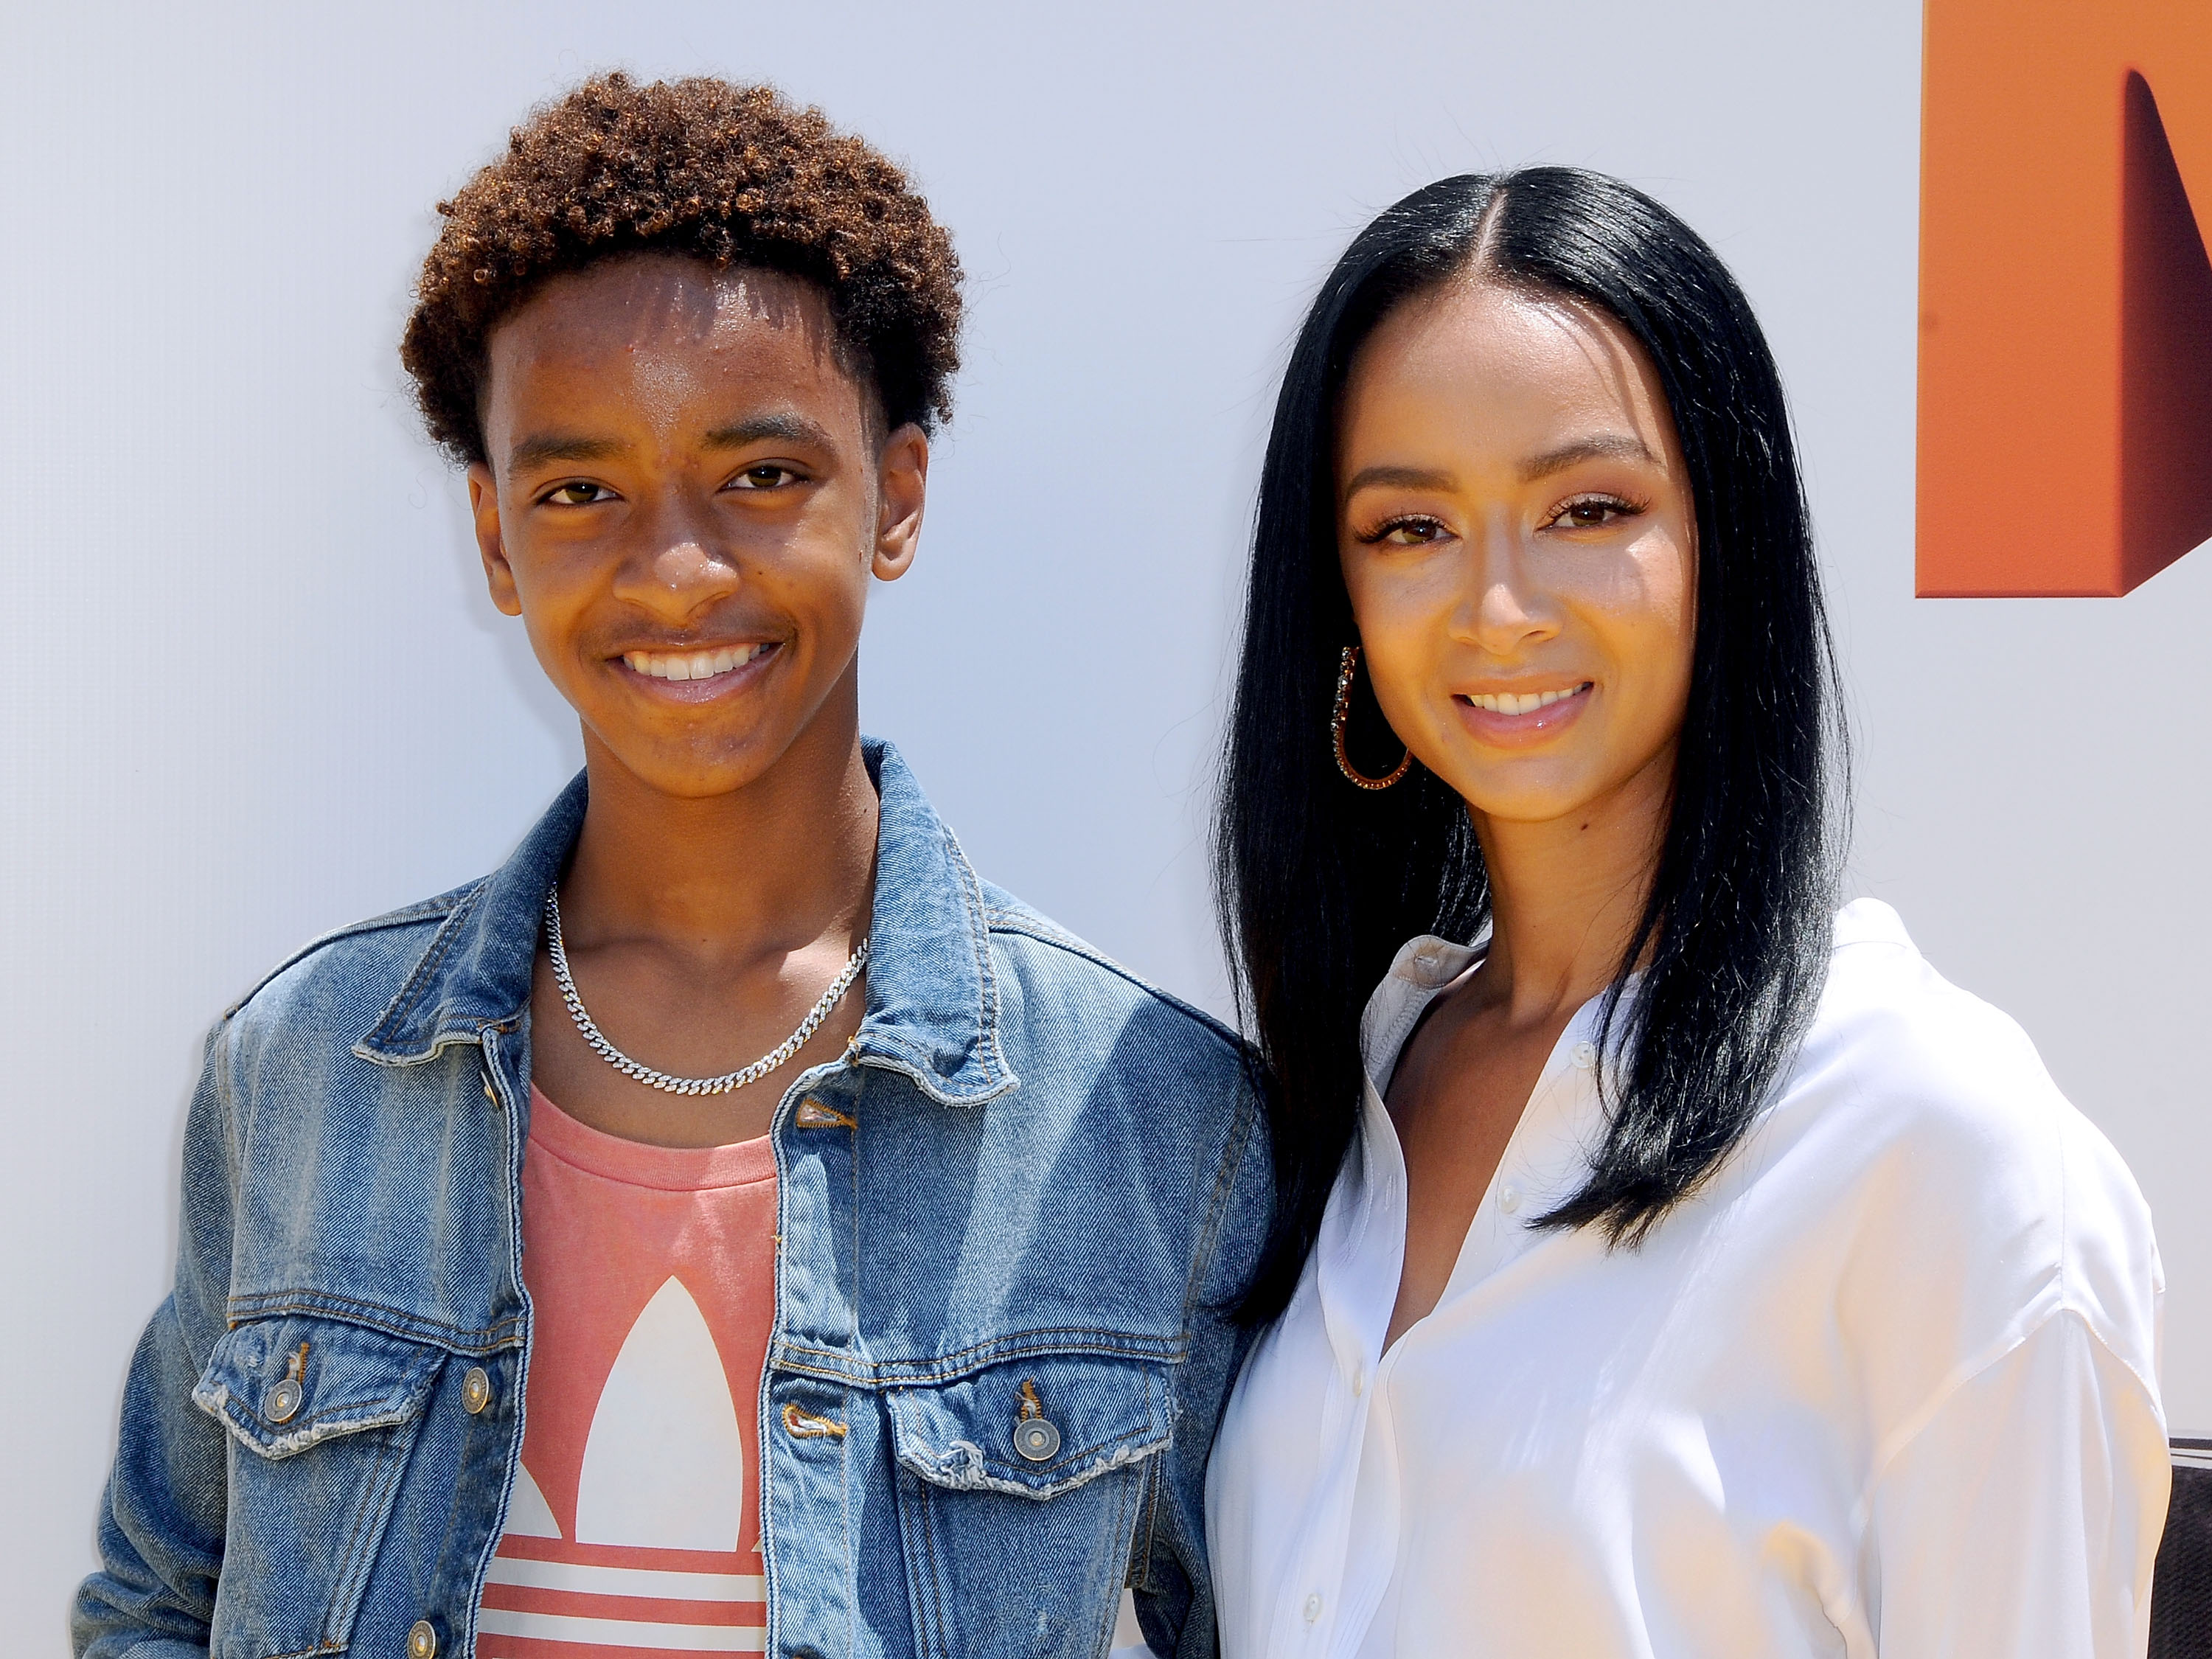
[461,1366,493,1415]
[1498,1185,1522,1214]
[1303,1591,1324,1622]
[1571,1040,1598,1070]
[1350,1365,1365,1397]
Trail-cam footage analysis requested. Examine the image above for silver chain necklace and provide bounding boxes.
[542,888,869,1096]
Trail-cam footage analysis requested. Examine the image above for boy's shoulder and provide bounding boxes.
[214,862,1256,1101]
[220,878,486,1038]
[976,879,1248,1077]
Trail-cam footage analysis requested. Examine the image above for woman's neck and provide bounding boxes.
[560,694,880,972]
[1467,745,1674,1028]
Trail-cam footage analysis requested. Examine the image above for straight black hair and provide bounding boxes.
[1215,168,1847,1323]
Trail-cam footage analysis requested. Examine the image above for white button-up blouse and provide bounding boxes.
[1206,900,2168,1658]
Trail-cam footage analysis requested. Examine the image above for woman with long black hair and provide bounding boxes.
[1206,170,2167,1657]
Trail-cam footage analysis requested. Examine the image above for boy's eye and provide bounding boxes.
[730,465,801,491]
[543,480,613,506]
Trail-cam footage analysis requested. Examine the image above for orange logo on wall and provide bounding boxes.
[1918,0,2212,597]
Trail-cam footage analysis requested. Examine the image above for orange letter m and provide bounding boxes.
[1919,0,2212,596]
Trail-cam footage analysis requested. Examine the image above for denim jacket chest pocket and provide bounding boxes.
[191,1315,449,1659]
[884,1351,1175,1659]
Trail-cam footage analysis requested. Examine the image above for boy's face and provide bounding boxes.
[468,255,925,799]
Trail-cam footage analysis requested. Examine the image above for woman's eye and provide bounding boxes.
[730,465,800,491]
[1553,497,1638,529]
[543,481,612,507]
[1375,518,1447,546]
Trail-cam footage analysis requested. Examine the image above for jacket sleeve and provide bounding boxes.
[1130,1079,1271,1659]
[72,1023,239,1658]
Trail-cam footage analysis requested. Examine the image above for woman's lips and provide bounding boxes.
[615,640,781,702]
[1452,680,1593,747]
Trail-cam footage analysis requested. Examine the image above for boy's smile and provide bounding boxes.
[467,253,926,800]
[621,639,776,694]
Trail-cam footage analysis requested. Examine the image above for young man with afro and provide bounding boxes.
[74,74,1267,1659]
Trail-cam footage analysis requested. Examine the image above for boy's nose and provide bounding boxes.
[615,504,743,616]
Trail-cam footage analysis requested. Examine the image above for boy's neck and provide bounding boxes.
[560,689,879,971]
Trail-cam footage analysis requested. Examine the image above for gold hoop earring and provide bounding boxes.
[1332,645,1412,790]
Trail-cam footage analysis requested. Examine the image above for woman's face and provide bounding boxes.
[1337,278,1697,834]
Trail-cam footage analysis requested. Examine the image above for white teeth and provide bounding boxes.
[622,644,766,681]
[1467,683,1589,714]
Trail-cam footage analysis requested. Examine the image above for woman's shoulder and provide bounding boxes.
[1757,899,2160,1388]
[1800,899,2125,1189]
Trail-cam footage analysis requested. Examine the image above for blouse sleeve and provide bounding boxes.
[1861,1307,2168,1658]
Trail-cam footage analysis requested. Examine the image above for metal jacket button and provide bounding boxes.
[265,1340,310,1424]
[264,1378,302,1424]
[461,1366,493,1415]
[1013,1416,1061,1461]
[406,1618,439,1658]
[1013,1378,1061,1461]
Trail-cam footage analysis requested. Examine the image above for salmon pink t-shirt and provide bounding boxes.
[476,1085,778,1657]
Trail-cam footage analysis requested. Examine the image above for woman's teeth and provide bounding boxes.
[1464,683,1590,715]
[623,644,768,682]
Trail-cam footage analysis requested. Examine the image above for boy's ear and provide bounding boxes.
[872,423,928,584]
[468,463,524,616]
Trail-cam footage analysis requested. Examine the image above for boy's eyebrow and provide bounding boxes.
[508,432,625,472]
[702,413,837,451]
[506,414,837,473]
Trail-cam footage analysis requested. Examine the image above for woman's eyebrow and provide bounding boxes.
[1343,462,1456,497]
[1343,434,1659,500]
[1518,433,1658,482]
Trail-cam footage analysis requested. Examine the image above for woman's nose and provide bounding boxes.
[1457,528,1559,653]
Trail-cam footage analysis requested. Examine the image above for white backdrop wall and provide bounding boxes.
[8,0,2208,1635]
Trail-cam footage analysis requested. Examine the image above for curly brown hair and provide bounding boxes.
[402,73,962,466]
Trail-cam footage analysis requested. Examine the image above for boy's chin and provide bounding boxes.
[588,731,796,802]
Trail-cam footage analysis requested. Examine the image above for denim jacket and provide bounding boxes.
[74,740,1270,1659]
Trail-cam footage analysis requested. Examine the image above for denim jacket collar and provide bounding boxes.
[352,737,1016,1105]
